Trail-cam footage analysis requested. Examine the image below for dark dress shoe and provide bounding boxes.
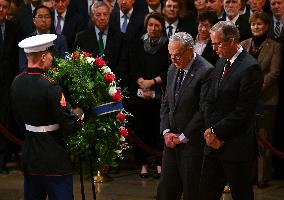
[153,172,161,179]
[139,173,149,179]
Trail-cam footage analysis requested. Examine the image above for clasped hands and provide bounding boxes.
[164,132,181,148]
[204,128,224,149]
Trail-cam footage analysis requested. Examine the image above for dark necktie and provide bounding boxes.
[167,25,173,38]
[274,21,281,38]
[121,14,128,33]
[98,31,104,55]
[220,60,231,80]
[175,69,185,101]
[56,15,62,34]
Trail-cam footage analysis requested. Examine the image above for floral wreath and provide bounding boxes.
[47,50,130,169]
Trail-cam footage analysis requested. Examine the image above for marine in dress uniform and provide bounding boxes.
[10,34,82,200]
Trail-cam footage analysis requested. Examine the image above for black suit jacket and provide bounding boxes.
[74,27,128,83]
[52,9,86,51]
[15,3,35,40]
[160,54,213,155]
[109,9,145,41]
[0,20,19,122]
[220,15,252,41]
[203,50,263,161]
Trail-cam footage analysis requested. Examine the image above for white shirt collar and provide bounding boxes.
[120,8,133,19]
[55,9,67,19]
[226,14,239,24]
[148,4,162,13]
[183,52,196,73]
[229,46,243,64]
[95,26,108,35]
[165,19,179,29]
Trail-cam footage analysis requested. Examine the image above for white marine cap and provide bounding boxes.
[18,34,57,53]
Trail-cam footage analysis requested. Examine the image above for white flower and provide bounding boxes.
[101,66,112,74]
[120,136,125,141]
[108,86,117,96]
[86,57,95,64]
[114,150,122,154]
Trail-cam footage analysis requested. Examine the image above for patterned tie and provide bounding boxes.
[220,60,231,80]
[167,25,173,38]
[274,21,281,38]
[98,31,104,55]
[121,14,128,33]
[175,69,185,101]
[56,15,62,34]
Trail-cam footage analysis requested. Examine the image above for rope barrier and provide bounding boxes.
[1,123,284,159]
[256,132,284,158]
[127,127,163,157]
[0,124,23,146]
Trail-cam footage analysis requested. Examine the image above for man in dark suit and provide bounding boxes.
[109,0,145,41]
[268,0,284,39]
[199,21,263,200]
[19,5,69,72]
[156,32,213,200]
[53,0,86,51]
[206,0,226,20]
[222,0,252,41]
[15,0,42,39]
[163,0,195,38]
[0,0,19,173]
[74,1,128,85]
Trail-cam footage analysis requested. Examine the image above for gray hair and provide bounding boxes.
[210,21,240,42]
[169,32,194,49]
[90,1,110,16]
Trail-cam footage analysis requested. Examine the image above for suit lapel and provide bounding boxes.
[219,50,245,87]
[174,61,197,108]
[170,67,178,108]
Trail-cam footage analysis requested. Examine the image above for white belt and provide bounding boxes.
[25,124,60,132]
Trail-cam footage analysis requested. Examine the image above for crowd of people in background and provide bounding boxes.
[1,0,284,199]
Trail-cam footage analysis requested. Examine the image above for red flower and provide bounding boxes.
[117,112,125,122]
[104,73,116,84]
[95,57,106,68]
[119,127,128,137]
[112,91,122,102]
[83,52,92,57]
[72,51,80,60]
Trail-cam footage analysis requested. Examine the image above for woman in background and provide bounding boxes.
[241,11,281,188]
[129,12,170,179]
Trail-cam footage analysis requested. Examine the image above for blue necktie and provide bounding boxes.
[274,21,281,38]
[167,25,173,38]
[121,15,128,33]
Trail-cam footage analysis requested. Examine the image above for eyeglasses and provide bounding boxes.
[169,49,188,60]
[211,40,227,48]
[35,15,51,19]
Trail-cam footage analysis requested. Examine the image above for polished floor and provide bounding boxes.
[0,168,284,200]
